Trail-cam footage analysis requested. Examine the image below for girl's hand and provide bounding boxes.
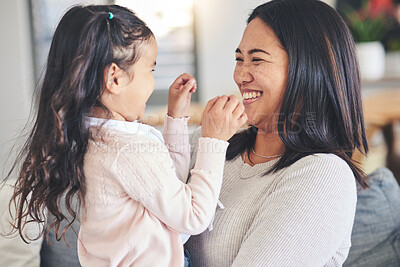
[202,95,247,141]
[167,73,197,118]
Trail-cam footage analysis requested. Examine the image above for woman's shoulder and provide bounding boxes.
[289,153,351,171]
[280,153,355,186]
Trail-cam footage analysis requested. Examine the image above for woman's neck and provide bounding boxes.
[243,129,285,166]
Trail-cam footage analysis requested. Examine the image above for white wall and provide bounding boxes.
[0,1,42,266]
[0,0,34,179]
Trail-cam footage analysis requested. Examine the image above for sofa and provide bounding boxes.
[344,167,400,266]
[1,167,400,266]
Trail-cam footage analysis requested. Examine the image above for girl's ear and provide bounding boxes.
[104,63,122,95]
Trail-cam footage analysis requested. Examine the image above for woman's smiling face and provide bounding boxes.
[234,18,289,132]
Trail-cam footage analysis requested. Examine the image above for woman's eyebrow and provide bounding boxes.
[249,48,270,55]
[235,48,271,55]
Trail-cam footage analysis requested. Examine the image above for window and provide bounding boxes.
[114,0,197,105]
[29,0,110,80]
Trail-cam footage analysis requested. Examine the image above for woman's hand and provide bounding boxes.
[167,73,197,118]
[202,95,247,141]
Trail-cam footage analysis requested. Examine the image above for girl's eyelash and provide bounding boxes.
[235,58,243,61]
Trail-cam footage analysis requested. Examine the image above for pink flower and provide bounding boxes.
[369,0,395,18]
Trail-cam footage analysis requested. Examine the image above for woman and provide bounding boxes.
[186,0,368,266]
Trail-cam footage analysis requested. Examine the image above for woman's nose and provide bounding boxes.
[234,65,253,84]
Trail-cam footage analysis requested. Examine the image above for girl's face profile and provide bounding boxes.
[234,18,289,133]
[117,37,158,121]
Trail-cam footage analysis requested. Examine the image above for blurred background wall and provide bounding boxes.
[0,0,34,179]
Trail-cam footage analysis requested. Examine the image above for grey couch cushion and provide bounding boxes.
[40,198,81,267]
[344,167,400,267]
[345,231,400,267]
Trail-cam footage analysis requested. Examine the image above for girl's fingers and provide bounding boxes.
[238,112,248,126]
[176,73,195,86]
[212,95,229,110]
[203,96,220,113]
[181,79,196,93]
[171,76,183,87]
[223,95,239,113]
[232,101,245,118]
[189,82,197,93]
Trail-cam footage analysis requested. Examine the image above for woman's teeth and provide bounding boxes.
[243,91,262,100]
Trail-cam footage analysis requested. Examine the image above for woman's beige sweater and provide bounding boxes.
[186,130,357,267]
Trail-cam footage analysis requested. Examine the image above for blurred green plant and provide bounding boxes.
[387,37,400,51]
[344,0,394,43]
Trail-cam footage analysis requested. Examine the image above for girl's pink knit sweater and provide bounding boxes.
[78,116,228,266]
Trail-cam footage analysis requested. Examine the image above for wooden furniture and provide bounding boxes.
[354,89,400,178]
[141,103,204,127]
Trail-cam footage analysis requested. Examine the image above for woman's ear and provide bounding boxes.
[104,63,122,95]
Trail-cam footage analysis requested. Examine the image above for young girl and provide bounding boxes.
[7,5,246,266]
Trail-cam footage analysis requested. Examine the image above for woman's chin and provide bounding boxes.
[245,116,257,128]
[244,110,258,126]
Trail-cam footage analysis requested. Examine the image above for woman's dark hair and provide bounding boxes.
[227,0,369,188]
[4,4,153,243]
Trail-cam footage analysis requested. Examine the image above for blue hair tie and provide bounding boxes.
[108,12,114,20]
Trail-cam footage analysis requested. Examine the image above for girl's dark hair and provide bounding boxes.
[227,0,369,188]
[5,4,153,242]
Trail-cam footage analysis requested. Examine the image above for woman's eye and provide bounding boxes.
[152,69,156,72]
[235,57,244,62]
[252,58,264,62]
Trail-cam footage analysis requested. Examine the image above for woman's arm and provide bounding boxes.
[231,154,357,267]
